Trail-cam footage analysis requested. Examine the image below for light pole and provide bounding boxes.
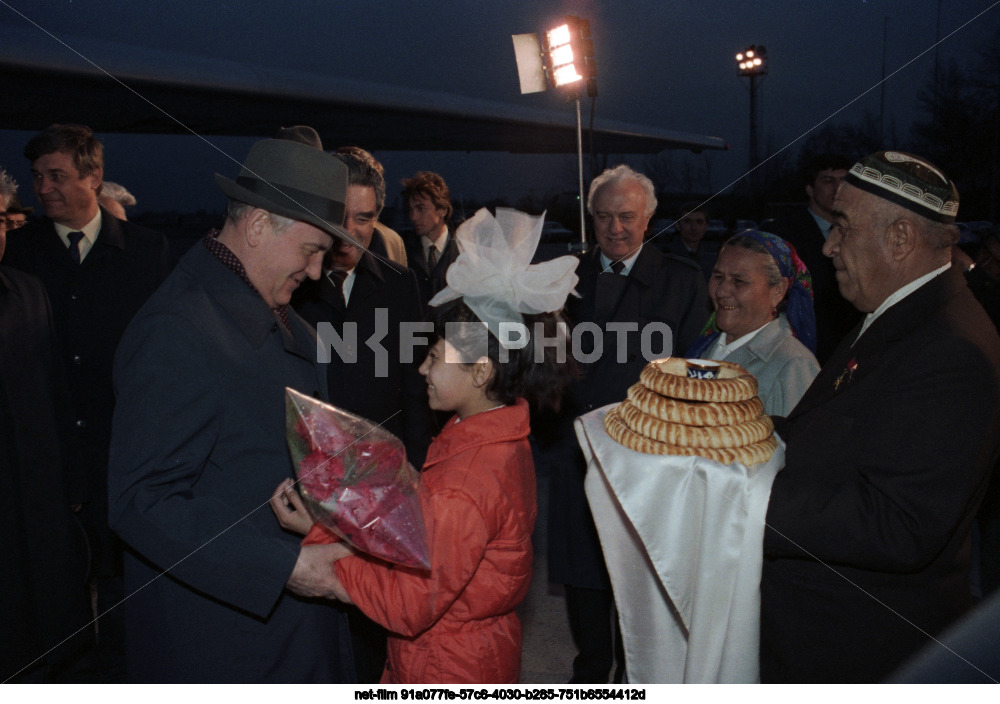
[512,17,596,249]
[736,45,768,199]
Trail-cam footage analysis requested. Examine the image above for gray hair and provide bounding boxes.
[587,164,657,218]
[0,168,18,210]
[226,200,295,234]
[100,181,137,208]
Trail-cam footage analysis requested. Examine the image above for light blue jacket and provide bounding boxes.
[718,316,820,417]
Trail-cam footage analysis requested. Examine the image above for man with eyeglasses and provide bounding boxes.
[3,206,30,230]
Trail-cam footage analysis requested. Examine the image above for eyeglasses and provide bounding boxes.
[1,216,26,229]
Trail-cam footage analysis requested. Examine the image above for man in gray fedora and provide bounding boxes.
[108,139,356,682]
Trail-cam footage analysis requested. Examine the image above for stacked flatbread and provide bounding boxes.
[604,357,777,465]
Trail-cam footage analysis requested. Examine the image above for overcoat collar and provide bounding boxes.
[787,266,963,420]
[579,244,659,288]
[186,243,317,361]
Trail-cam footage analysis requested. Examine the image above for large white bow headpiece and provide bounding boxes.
[428,207,579,347]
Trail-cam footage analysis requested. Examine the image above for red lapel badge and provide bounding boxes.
[834,358,859,391]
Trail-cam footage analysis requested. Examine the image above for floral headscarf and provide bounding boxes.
[686,229,817,358]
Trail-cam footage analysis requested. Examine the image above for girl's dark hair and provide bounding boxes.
[428,299,576,416]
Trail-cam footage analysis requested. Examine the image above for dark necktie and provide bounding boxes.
[67,231,85,264]
[595,261,626,320]
[328,269,348,308]
[426,245,438,272]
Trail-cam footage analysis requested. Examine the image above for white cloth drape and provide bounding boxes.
[576,404,784,683]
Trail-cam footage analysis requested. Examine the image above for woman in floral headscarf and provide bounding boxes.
[686,230,820,416]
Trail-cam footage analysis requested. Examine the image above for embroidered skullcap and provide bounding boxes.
[844,151,959,223]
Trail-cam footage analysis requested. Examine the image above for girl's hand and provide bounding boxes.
[270,479,315,535]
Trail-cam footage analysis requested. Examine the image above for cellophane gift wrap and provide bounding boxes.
[285,388,430,569]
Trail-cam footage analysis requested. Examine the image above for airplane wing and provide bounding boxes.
[0,34,727,154]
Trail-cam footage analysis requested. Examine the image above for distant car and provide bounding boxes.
[648,218,676,239]
[705,219,728,241]
[540,221,575,242]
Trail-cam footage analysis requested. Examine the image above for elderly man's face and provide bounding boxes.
[824,182,896,313]
[592,180,651,261]
[327,185,377,272]
[31,150,101,229]
[253,216,332,308]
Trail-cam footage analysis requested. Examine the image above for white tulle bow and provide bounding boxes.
[428,207,579,347]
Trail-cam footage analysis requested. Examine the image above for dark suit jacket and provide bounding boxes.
[0,267,91,679]
[760,266,1000,682]
[666,236,717,280]
[767,207,862,364]
[3,208,172,574]
[546,245,709,589]
[293,252,430,469]
[403,227,459,305]
[108,243,353,682]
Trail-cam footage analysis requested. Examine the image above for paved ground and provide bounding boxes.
[517,463,576,684]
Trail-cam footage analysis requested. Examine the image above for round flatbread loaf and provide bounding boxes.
[604,406,777,465]
[617,399,773,448]
[640,358,757,403]
[627,382,764,427]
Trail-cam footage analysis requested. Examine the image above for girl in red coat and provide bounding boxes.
[272,208,579,683]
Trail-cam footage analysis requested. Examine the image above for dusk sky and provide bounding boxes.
[1,0,998,219]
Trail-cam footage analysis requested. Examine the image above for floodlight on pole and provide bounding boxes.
[513,16,597,249]
[736,44,767,201]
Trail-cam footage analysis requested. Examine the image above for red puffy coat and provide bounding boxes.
[333,399,536,683]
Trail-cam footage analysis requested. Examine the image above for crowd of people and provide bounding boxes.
[1,122,999,685]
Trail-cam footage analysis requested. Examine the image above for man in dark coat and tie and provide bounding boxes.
[761,151,1000,682]
[293,147,430,683]
[767,154,861,364]
[401,171,459,305]
[546,165,709,683]
[108,139,356,682]
[3,125,172,676]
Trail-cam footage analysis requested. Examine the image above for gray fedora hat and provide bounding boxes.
[274,125,323,150]
[215,139,350,241]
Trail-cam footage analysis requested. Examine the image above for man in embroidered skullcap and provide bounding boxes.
[108,139,356,682]
[760,151,1000,682]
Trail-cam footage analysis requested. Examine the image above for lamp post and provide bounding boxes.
[512,17,596,249]
[736,45,767,199]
